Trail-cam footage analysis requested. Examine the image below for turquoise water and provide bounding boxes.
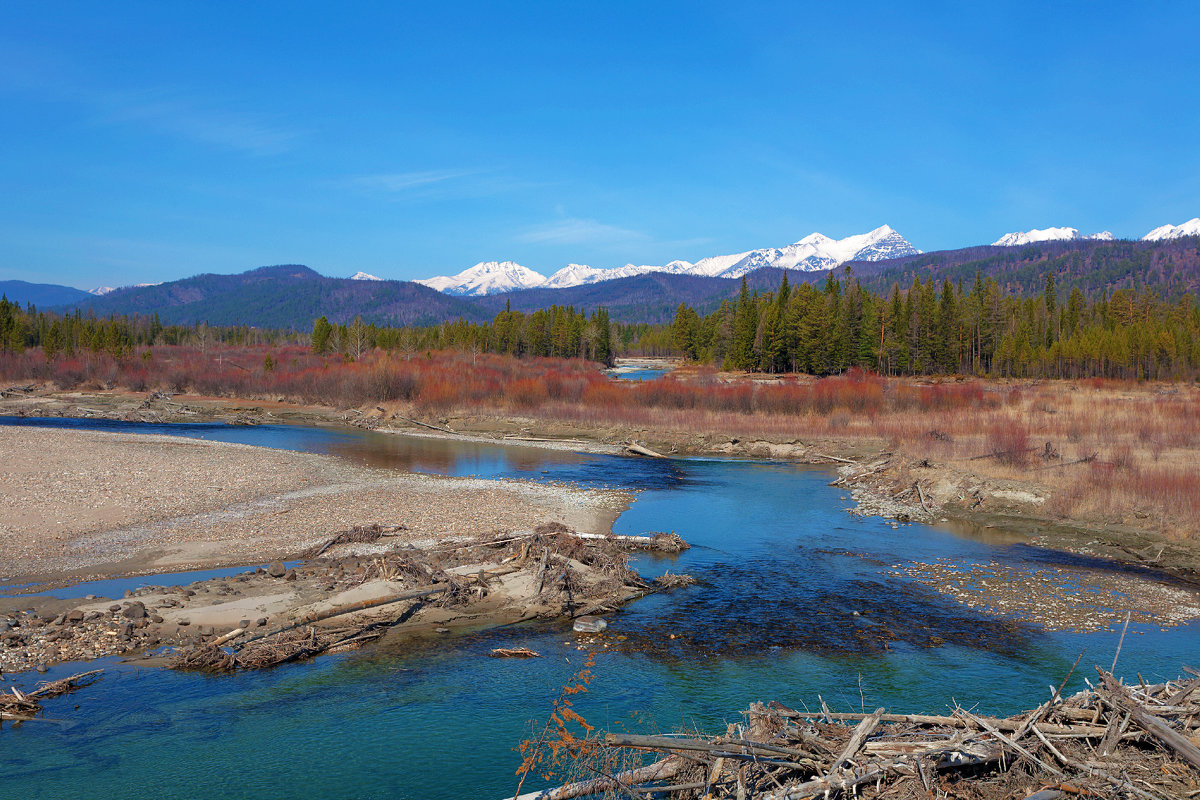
[605,365,674,381]
[2,417,1197,799]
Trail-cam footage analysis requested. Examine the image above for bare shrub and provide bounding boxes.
[987,420,1031,467]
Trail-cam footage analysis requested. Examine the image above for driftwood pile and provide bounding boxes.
[170,525,690,673]
[522,666,1200,800]
[302,523,409,558]
[0,670,103,723]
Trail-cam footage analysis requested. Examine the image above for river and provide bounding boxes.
[2,417,1197,799]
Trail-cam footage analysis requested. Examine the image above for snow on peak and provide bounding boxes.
[992,227,1112,246]
[1142,218,1200,241]
[697,225,920,278]
[349,271,382,281]
[543,263,605,288]
[416,260,548,296]
[89,286,116,296]
[416,226,919,295]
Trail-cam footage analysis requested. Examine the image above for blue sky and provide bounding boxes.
[2,2,1198,289]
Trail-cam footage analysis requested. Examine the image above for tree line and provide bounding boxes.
[310,303,617,366]
[8,268,1200,381]
[670,270,1200,380]
[0,297,299,359]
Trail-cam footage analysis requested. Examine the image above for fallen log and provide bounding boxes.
[813,452,859,464]
[625,442,666,458]
[1098,669,1200,770]
[394,415,455,434]
[490,647,541,658]
[233,583,449,650]
[771,708,1108,737]
[509,757,681,800]
[605,733,817,764]
[826,707,885,774]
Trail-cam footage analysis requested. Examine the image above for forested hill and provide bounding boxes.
[65,265,488,328]
[0,280,92,308]
[52,236,1200,330]
[838,237,1200,299]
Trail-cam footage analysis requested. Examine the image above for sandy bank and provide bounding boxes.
[0,425,629,583]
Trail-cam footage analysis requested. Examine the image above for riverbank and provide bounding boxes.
[0,423,641,674]
[4,377,1200,586]
[0,424,626,583]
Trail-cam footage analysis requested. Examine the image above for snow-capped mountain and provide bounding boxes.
[349,271,382,281]
[415,261,549,296]
[416,226,920,295]
[694,225,920,278]
[1142,218,1200,241]
[992,227,1114,246]
[89,286,116,296]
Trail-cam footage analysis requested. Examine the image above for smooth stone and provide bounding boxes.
[267,562,287,578]
[573,616,608,633]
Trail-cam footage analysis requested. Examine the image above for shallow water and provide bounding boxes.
[2,416,1197,799]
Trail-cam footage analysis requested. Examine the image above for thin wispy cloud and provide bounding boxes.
[516,218,649,246]
[351,169,478,192]
[97,95,299,155]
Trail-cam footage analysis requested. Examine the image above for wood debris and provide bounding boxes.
[0,670,104,722]
[525,666,1200,799]
[490,647,542,658]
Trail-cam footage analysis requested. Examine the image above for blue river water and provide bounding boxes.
[1,417,1197,799]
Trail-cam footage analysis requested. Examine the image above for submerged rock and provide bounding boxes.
[573,616,608,633]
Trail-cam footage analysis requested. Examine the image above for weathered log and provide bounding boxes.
[234,584,448,649]
[956,708,1064,777]
[827,707,884,774]
[211,627,246,647]
[1098,669,1200,770]
[605,733,816,764]
[761,741,1004,800]
[395,415,455,434]
[625,442,666,458]
[490,647,541,658]
[813,453,859,464]
[509,756,681,800]
[772,709,1108,737]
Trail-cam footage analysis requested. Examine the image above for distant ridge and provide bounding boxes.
[66,265,487,328]
[0,280,92,308]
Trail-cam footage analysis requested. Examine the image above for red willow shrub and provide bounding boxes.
[1,345,1005,422]
[986,420,1031,467]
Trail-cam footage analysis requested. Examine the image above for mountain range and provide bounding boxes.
[415,225,921,296]
[4,217,1197,328]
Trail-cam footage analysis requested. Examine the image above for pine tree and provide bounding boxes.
[311,316,334,354]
